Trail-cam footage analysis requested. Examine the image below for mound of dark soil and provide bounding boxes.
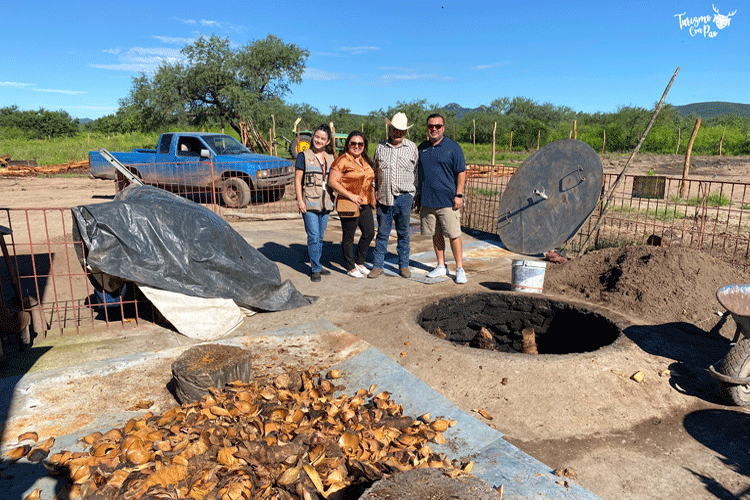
[545,246,750,326]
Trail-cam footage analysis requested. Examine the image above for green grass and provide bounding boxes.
[456,142,530,165]
[467,186,499,197]
[670,192,731,207]
[610,203,687,222]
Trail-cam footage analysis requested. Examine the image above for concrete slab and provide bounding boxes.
[0,319,601,500]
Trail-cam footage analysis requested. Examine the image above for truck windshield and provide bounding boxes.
[204,135,250,155]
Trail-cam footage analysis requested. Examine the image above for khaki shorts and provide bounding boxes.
[420,206,462,239]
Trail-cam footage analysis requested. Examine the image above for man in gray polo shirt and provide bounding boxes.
[368,112,419,279]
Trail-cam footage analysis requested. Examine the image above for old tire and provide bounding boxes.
[221,177,251,208]
[289,134,312,159]
[717,337,750,406]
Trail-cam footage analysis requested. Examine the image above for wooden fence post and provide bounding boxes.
[330,122,337,158]
[574,120,577,140]
[473,119,476,152]
[537,130,540,150]
[492,122,497,166]
[676,128,681,154]
[602,129,606,154]
[719,127,725,156]
[271,114,276,156]
[680,117,701,199]
[509,131,513,152]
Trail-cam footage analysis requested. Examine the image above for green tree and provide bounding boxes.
[119,34,308,137]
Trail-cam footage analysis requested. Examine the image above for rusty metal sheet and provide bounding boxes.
[497,140,603,255]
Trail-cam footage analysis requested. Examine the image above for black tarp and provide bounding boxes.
[71,185,311,312]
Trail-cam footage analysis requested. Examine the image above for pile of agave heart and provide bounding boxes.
[5,369,473,500]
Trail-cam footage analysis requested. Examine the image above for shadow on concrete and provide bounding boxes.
[623,322,731,405]
[0,460,69,500]
[683,408,750,498]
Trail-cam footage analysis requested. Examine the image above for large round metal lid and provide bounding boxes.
[497,139,603,255]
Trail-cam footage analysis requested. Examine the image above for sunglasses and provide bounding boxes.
[349,142,365,147]
[427,124,444,130]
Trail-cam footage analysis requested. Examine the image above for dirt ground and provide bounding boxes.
[2,153,750,500]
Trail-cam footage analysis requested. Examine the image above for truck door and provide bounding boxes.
[150,134,177,186]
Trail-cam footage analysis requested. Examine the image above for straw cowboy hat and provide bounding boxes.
[385,112,413,131]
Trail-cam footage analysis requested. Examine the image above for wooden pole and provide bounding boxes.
[577,67,680,257]
[330,121,337,158]
[602,129,606,154]
[676,128,681,154]
[573,120,577,140]
[719,126,725,156]
[492,122,497,166]
[509,131,513,152]
[269,128,272,154]
[271,114,276,156]
[473,119,476,152]
[680,117,701,199]
[537,130,540,150]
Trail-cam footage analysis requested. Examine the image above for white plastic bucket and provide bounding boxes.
[511,260,547,293]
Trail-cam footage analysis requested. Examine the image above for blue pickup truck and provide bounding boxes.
[89,132,294,208]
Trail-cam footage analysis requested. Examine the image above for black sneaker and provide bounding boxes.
[320,268,331,275]
[311,272,321,282]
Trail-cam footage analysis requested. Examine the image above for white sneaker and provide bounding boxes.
[356,264,370,275]
[455,267,467,284]
[347,269,364,279]
[426,265,447,278]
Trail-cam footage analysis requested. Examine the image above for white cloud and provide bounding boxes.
[310,51,342,57]
[175,17,197,25]
[92,46,186,72]
[339,46,381,55]
[304,68,342,81]
[32,88,86,95]
[0,81,34,88]
[200,19,221,28]
[472,62,510,70]
[104,48,121,55]
[379,66,414,72]
[153,35,195,45]
[380,73,454,82]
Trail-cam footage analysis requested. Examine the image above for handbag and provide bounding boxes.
[336,197,360,217]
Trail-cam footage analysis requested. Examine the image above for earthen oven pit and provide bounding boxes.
[418,292,623,355]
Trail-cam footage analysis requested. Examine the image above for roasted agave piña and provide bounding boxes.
[12,369,466,500]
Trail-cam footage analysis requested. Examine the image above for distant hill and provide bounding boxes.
[443,103,487,119]
[673,102,750,119]
[443,101,750,120]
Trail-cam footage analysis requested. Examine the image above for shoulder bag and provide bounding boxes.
[336,197,360,218]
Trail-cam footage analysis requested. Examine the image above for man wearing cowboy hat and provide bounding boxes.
[368,112,419,279]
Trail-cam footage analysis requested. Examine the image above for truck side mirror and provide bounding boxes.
[200,149,211,159]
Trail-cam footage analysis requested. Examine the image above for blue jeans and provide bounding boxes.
[373,194,413,269]
[302,211,329,273]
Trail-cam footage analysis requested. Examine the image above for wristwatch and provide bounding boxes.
[455,194,463,198]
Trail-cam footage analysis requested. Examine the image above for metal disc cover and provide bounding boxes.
[497,139,603,255]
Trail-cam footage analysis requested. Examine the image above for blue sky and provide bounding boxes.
[2,1,747,120]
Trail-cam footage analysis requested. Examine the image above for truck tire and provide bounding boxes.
[221,177,251,208]
[717,337,750,406]
[289,134,312,159]
[264,185,286,202]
